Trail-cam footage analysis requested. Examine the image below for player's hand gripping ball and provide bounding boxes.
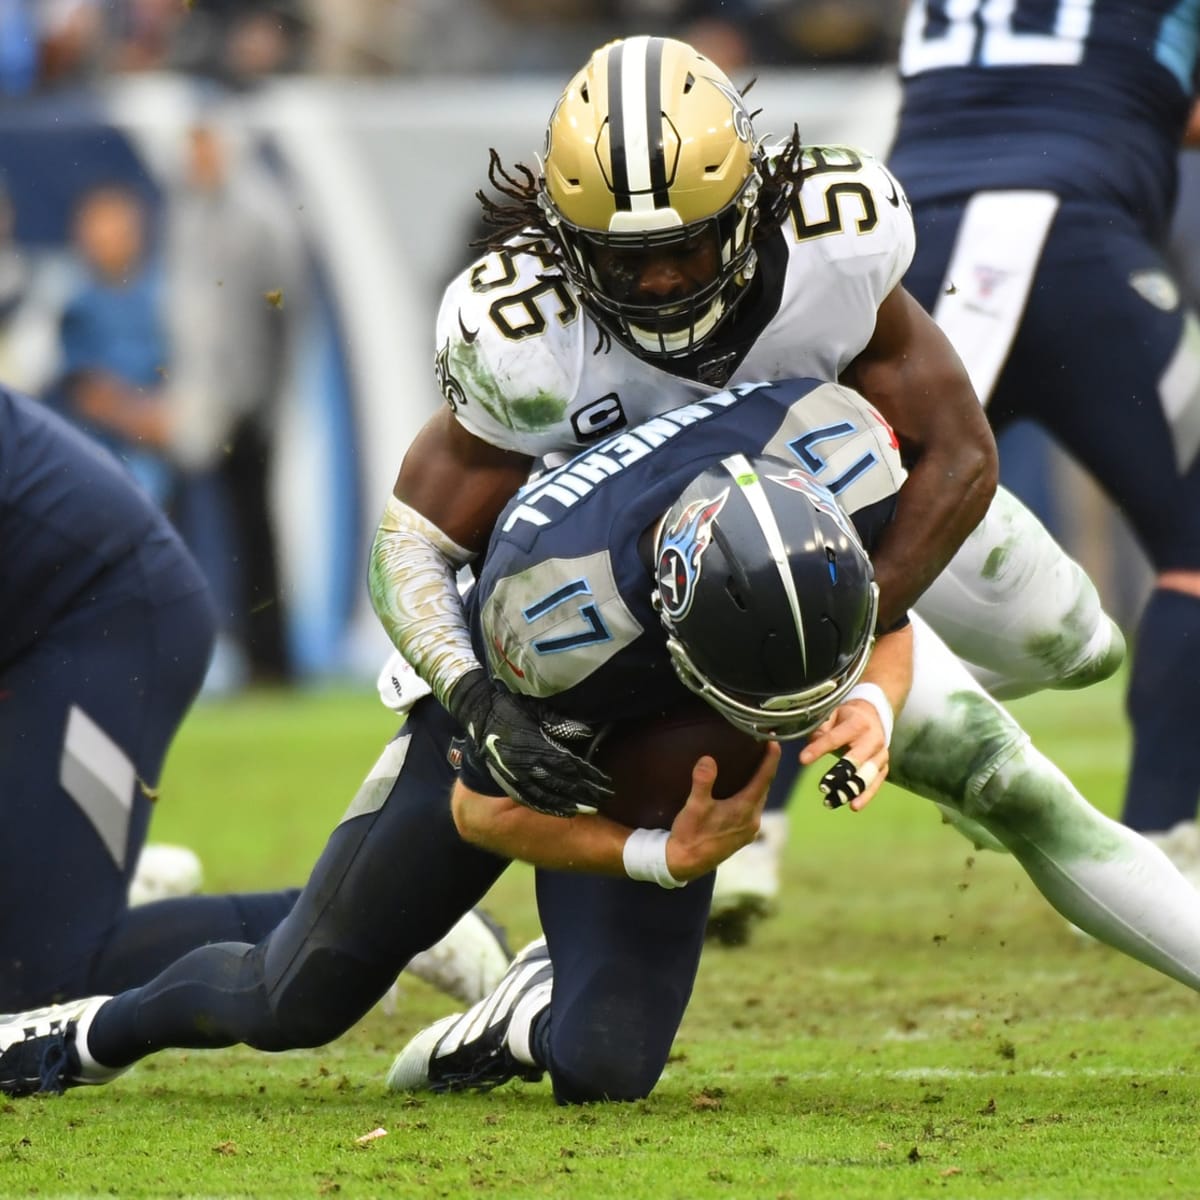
[588,701,768,829]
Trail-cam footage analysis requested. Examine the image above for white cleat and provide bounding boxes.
[127,844,204,907]
[708,811,788,946]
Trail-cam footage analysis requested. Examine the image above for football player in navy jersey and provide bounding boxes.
[0,383,299,1008]
[0,384,508,1016]
[889,2,1200,867]
[367,34,1136,937]
[8,378,1200,1103]
[384,377,1200,1103]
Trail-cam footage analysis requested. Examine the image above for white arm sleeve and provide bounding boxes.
[367,495,481,708]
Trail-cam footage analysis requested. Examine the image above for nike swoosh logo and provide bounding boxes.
[458,312,479,344]
[484,733,511,776]
[883,174,900,208]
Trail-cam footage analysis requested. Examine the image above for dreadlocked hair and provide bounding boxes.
[473,149,558,259]
[755,125,808,237]
[472,148,612,351]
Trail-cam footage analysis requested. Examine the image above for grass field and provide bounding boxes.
[6,673,1200,1199]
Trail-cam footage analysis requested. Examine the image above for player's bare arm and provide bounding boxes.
[841,285,998,629]
[800,622,913,812]
[450,740,779,883]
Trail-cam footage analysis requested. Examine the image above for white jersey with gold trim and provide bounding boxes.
[429,142,1122,715]
[434,148,914,459]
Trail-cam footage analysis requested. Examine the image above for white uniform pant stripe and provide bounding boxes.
[931,190,1059,406]
[58,706,135,870]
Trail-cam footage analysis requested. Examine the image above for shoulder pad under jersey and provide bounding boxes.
[784,146,914,294]
[434,237,592,457]
[733,146,916,381]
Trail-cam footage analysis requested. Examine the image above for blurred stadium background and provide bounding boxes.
[1,0,1191,690]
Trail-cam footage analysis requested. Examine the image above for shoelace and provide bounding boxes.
[37,1033,71,1094]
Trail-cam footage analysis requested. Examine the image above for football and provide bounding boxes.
[588,700,768,830]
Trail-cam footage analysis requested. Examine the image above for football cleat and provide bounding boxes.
[400,909,513,1005]
[707,811,788,946]
[0,996,123,1097]
[127,843,204,907]
[386,938,552,1094]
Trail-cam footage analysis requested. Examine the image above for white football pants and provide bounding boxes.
[893,611,1200,992]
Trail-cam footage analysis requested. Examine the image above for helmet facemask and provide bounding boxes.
[662,583,879,740]
[539,172,761,358]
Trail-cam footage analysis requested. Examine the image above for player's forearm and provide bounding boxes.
[451,783,633,875]
[858,623,913,720]
[367,495,480,709]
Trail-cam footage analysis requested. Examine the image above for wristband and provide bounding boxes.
[845,682,894,747]
[622,828,687,889]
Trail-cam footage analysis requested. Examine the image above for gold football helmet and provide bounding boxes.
[538,36,762,360]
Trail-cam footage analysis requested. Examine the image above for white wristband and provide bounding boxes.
[845,682,894,747]
[622,828,687,889]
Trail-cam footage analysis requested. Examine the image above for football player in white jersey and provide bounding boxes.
[369,35,1123,926]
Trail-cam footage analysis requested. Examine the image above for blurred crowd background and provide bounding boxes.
[1,0,1195,694]
[0,0,902,92]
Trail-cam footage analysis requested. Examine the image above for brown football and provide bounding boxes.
[589,700,768,830]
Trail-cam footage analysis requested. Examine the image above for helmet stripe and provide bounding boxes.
[643,37,670,207]
[606,40,630,211]
[608,35,669,215]
[720,454,808,672]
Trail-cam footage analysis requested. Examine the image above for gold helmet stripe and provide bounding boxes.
[606,35,670,217]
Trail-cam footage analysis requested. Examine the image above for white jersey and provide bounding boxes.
[434,147,914,458]
[426,140,1123,741]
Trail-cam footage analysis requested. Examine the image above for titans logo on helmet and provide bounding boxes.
[766,468,866,550]
[655,489,728,621]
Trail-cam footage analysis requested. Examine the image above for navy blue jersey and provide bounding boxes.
[890,0,1199,235]
[465,378,905,733]
[0,386,188,665]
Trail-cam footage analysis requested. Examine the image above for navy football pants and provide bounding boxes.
[92,696,713,1106]
[0,536,298,1007]
[903,195,1200,573]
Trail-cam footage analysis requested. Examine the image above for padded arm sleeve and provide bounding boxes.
[368,495,480,708]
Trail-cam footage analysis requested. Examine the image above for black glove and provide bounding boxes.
[448,670,614,817]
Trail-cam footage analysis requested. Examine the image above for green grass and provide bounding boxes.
[6,674,1200,1199]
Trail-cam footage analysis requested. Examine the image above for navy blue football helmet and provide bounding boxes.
[652,452,878,740]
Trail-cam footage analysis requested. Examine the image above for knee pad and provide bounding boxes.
[550,1042,662,1105]
[545,963,688,1104]
[917,487,1125,698]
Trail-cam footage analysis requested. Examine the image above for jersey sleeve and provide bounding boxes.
[868,158,916,297]
[797,150,916,304]
[433,253,586,458]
